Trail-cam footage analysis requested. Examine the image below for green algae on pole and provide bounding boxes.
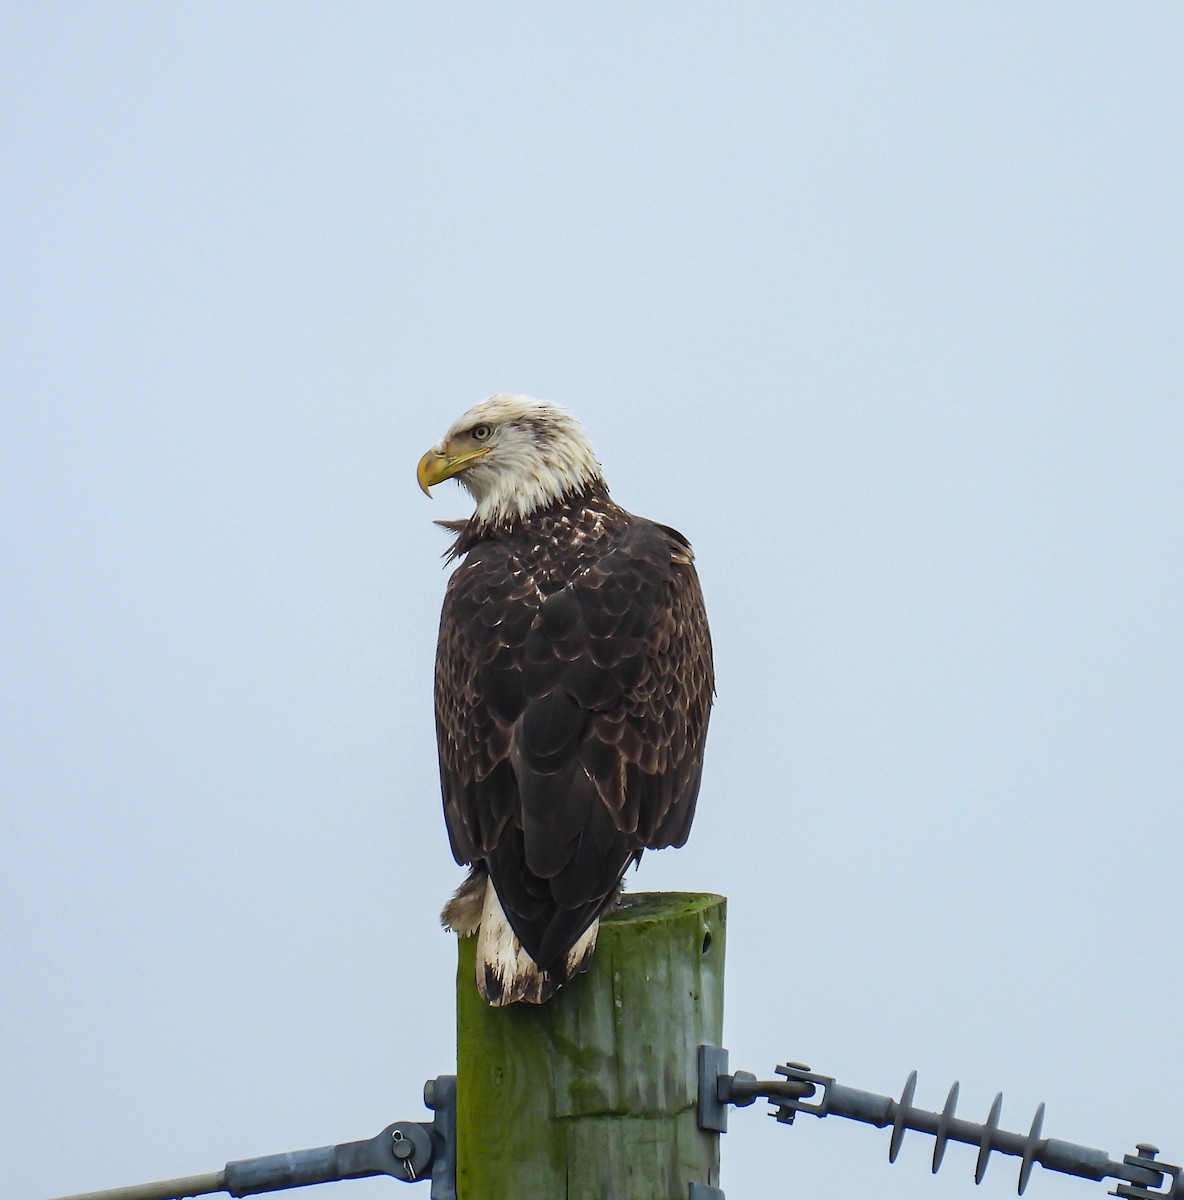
[455,892,726,1200]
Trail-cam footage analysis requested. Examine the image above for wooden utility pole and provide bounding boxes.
[455,891,726,1200]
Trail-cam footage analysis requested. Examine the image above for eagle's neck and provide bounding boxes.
[465,442,603,529]
[446,480,623,561]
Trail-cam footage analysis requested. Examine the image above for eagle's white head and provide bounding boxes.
[417,394,604,527]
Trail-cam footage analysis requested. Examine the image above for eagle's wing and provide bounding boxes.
[434,519,713,967]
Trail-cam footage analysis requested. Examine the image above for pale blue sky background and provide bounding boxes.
[3,6,1182,1200]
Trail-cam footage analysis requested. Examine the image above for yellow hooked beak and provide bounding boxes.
[416,445,491,496]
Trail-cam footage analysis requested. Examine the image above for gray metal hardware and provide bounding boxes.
[42,1076,457,1200]
[422,1074,456,1200]
[699,1047,1180,1200]
[696,1044,816,1134]
[687,1184,725,1200]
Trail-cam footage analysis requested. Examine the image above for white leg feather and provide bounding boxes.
[474,878,599,1006]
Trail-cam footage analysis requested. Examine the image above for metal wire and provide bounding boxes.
[39,1173,225,1200]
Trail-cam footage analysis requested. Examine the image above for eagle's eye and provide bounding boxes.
[471,423,493,442]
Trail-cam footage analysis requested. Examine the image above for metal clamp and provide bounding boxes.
[42,1076,457,1200]
[222,1119,431,1194]
[223,1073,456,1198]
[1112,1146,1183,1200]
[696,1046,816,1134]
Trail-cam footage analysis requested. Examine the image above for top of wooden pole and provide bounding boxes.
[455,891,727,1199]
[602,890,725,927]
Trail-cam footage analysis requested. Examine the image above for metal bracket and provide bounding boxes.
[696,1045,817,1134]
[423,1074,457,1200]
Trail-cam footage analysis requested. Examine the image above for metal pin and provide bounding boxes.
[391,1129,417,1182]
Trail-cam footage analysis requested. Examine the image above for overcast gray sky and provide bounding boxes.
[3,6,1182,1200]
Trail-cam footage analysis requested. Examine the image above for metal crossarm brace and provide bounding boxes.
[698,1047,1181,1200]
[41,1076,456,1200]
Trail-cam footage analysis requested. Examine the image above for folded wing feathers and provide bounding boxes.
[435,489,713,1001]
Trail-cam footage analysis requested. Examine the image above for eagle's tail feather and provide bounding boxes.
[474,877,597,1006]
[440,867,485,936]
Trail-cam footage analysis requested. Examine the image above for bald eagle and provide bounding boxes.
[417,395,713,1005]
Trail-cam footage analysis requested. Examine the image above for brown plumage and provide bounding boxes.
[418,395,713,1004]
